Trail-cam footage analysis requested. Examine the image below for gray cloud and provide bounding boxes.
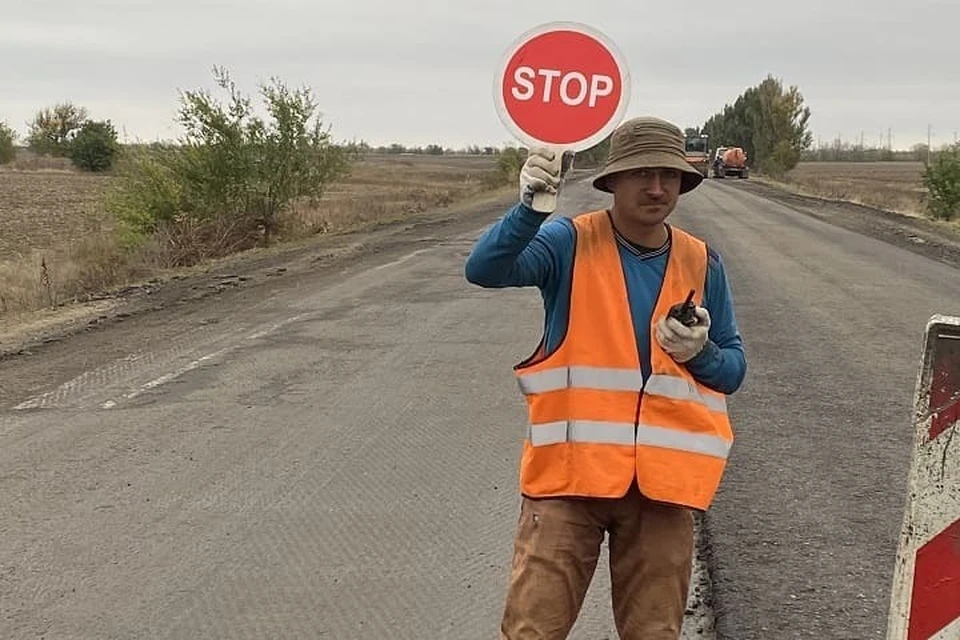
[1,0,957,149]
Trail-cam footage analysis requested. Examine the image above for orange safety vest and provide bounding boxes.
[513,210,734,511]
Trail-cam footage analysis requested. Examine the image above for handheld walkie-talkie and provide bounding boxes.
[667,289,698,327]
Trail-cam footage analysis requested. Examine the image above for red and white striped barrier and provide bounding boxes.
[887,314,960,640]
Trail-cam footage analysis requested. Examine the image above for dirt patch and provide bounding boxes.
[0,170,114,257]
[768,161,928,216]
[731,177,960,270]
[283,153,500,237]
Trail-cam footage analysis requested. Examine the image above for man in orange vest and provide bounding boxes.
[464,116,747,639]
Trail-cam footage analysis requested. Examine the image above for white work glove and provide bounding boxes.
[519,147,572,208]
[655,307,711,363]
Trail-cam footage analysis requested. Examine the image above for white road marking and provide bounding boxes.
[10,246,437,412]
[13,313,311,411]
[100,313,311,409]
[246,313,308,340]
[370,248,430,271]
[100,347,232,409]
[12,353,146,410]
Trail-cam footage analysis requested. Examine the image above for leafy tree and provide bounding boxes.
[748,76,812,176]
[496,146,527,184]
[702,75,812,176]
[0,121,16,164]
[922,143,960,221]
[26,102,88,156]
[69,120,121,171]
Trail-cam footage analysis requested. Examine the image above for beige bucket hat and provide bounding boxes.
[592,116,704,194]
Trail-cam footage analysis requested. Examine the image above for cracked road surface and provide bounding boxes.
[2,176,959,638]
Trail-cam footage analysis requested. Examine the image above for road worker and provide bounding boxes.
[464,116,747,639]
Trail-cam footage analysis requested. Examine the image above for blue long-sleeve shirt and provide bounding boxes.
[464,202,747,395]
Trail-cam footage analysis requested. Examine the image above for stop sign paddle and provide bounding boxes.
[494,21,631,212]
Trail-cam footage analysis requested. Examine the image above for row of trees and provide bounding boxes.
[6,68,956,231]
[700,74,813,178]
[372,142,501,155]
[698,75,958,220]
[801,139,956,163]
[0,103,122,171]
[0,112,524,173]
[0,108,518,176]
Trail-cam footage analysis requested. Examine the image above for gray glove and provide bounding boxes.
[656,307,711,363]
[520,147,574,209]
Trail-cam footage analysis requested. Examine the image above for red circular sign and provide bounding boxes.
[495,22,630,150]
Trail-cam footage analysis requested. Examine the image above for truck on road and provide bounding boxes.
[712,146,749,179]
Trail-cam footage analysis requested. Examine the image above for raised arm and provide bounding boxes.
[464,147,575,291]
[464,202,573,290]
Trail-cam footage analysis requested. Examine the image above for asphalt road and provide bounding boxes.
[2,176,959,639]
[684,180,960,639]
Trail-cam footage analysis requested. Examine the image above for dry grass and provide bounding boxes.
[769,161,928,217]
[279,153,501,237]
[0,153,502,323]
[3,148,76,172]
[0,170,124,314]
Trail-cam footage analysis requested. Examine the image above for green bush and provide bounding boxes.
[0,121,16,164]
[105,144,183,237]
[69,120,121,171]
[496,146,527,185]
[922,143,960,221]
[106,66,356,259]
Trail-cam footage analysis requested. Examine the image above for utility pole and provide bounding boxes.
[928,124,932,165]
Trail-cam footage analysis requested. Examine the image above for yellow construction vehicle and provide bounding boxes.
[684,133,710,177]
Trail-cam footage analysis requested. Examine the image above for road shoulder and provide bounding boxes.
[0,187,515,364]
[0,187,521,409]
[730,178,960,270]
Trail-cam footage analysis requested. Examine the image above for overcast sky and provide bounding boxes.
[2,0,957,151]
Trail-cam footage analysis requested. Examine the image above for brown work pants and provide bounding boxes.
[499,481,694,640]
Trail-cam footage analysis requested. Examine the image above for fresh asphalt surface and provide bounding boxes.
[3,175,960,639]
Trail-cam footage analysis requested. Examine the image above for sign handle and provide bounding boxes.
[530,148,564,214]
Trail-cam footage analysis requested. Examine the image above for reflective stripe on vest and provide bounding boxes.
[644,373,727,414]
[517,367,727,415]
[517,365,643,394]
[528,419,732,458]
